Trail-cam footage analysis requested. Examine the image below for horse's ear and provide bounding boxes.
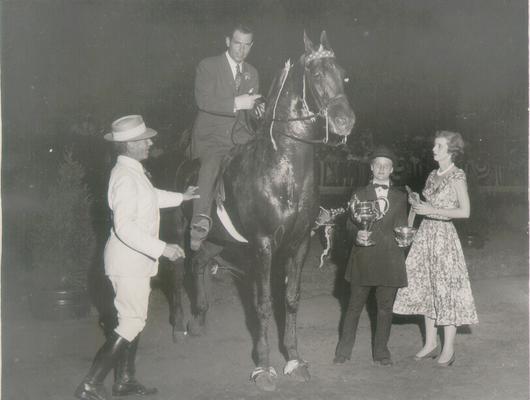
[320,31,332,50]
[304,30,315,54]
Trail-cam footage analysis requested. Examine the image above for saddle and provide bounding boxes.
[213,143,247,208]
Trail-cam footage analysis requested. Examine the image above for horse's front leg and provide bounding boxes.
[250,237,277,392]
[283,233,311,382]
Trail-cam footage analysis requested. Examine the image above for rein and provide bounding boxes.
[267,59,346,149]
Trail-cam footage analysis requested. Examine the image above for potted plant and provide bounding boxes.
[28,150,96,320]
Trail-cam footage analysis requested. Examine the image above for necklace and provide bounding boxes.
[436,162,454,176]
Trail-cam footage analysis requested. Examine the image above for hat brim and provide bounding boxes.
[104,128,157,142]
[371,153,395,163]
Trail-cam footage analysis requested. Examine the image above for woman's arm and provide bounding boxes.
[413,179,470,219]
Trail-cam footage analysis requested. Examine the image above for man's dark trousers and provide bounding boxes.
[336,284,397,361]
[192,152,226,220]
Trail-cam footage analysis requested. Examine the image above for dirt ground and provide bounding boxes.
[3,227,529,400]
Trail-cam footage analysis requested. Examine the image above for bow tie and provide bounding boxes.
[373,183,389,190]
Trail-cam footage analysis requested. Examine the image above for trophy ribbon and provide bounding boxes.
[405,185,416,227]
[312,206,346,269]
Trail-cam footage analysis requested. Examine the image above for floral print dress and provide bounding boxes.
[393,168,478,326]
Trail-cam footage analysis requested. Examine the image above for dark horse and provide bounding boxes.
[170,31,355,391]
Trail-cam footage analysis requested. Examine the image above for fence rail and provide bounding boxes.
[318,159,526,195]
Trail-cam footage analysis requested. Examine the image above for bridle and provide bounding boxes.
[267,58,348,150]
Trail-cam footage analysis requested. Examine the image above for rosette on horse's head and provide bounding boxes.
[302,31,355,138]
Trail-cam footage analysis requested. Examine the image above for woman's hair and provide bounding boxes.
[435,130,464,161]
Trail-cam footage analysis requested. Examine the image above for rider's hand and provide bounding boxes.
[182,186,199,201]
[234,94,262,111]
[163,244,184,261]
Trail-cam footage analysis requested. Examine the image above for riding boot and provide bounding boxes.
[112,335,158,397]
[74,332,129,400]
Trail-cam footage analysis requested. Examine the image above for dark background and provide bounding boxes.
[3,0,527,166]
[2,0,528,267]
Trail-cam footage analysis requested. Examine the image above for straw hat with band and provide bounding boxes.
[104,115,157,142]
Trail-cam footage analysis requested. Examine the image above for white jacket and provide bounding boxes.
[104,155,183,277]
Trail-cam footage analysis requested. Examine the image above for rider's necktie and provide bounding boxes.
[235,64,242,92]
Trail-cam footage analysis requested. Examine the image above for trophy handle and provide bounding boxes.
[348,194,360,219]
[376,196,389,219]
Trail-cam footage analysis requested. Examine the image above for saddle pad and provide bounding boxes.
[216,204,248,243]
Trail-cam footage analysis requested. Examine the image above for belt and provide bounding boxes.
[199,109,236,118]
[423,216,452,222]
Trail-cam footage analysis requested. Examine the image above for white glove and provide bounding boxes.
[234,94,262,111]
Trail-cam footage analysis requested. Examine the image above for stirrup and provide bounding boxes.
[191,214,212,231]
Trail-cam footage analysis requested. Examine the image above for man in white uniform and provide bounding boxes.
[75,115,198,400]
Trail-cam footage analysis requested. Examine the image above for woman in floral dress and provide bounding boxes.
[393,130,478,367]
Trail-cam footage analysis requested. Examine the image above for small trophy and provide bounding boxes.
[349,195,389,246]
[394,226,417,247]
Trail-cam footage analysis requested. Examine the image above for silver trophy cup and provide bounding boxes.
[349,196,389,246]
[394,226,417,247]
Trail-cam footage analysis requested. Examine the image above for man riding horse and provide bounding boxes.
[189,22,264,251]
[171,30,355,391]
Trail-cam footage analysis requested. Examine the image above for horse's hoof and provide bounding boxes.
[284,359,310,382]
[250,367,277,392]
[172,330,188,344]
[186,319,204,337]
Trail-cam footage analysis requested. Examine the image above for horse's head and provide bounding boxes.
[303,31,355,138]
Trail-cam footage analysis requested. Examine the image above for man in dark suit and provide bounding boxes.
[334,146,408,366]
[190,23,262,250]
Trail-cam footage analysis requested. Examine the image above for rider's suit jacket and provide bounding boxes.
[191,52,259,159]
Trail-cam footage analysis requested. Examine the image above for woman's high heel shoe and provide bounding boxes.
[413,347,438,361]
[437,353,456,367]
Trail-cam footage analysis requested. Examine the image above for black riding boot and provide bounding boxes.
[112,335,158,396]
[74,332,129,400]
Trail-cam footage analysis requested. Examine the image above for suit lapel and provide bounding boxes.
[386,186,400,214]
[389,186,399,203]
[220,54,237,93]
